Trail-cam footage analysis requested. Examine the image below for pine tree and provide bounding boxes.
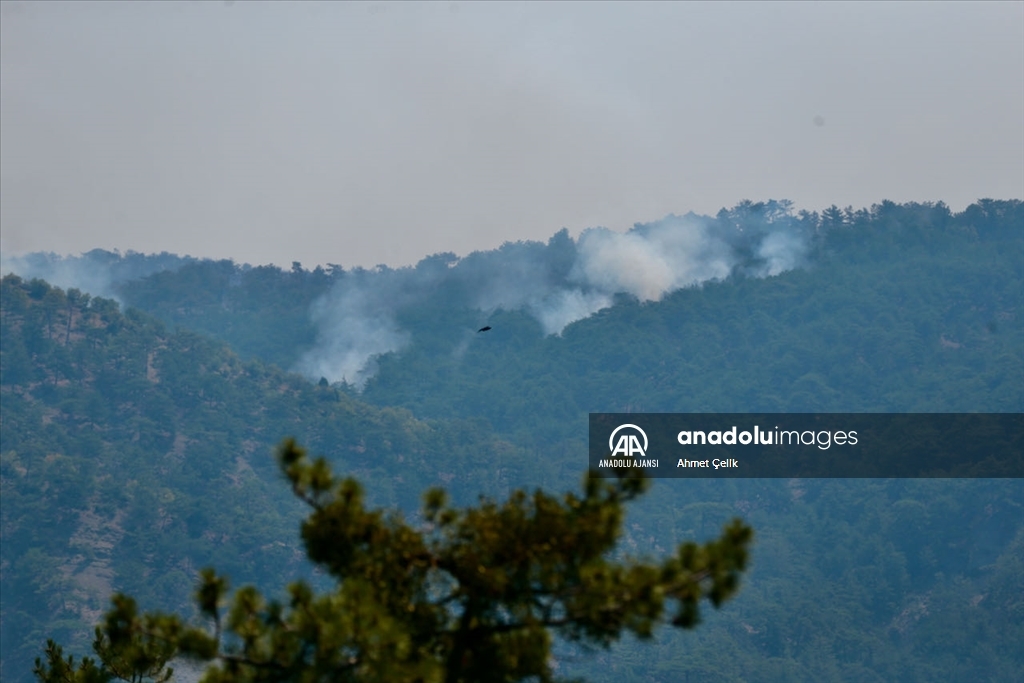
[36,439,752,683]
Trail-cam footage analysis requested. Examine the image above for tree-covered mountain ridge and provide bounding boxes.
[8,198,1020,395]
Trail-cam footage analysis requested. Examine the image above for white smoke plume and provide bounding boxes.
[571,217,734,302]
[299,205,811,385]
[294,278,411,388]
[756,229,807,276]
[527,288,614,336]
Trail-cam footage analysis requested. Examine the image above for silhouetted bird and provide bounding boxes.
[477,326,492,333]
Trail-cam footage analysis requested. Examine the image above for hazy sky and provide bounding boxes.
[2,1,1021,268]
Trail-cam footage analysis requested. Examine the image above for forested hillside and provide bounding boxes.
[363,200,1023,441]
[0,276,531,682]
[2,199,1023,682]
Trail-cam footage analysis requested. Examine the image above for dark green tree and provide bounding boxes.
[33,640,110,683]
[36,440,752,683]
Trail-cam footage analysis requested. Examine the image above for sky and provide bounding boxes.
[1,1,1022,269]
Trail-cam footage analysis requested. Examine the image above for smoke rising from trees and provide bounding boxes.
[1,201,812,387]
[296,203,811,385]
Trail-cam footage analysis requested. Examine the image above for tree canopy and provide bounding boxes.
[34,440,752,683]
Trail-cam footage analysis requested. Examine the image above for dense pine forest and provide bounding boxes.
[2,199,1023,682]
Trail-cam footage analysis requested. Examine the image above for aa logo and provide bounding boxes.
[609,424,648,458]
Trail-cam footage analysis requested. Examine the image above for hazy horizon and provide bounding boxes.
[2,1,1022,268]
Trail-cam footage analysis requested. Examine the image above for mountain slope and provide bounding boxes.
[0,275,527,682]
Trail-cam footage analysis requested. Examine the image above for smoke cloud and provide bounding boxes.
[572,219,734,302]
[527,289,614,337]
[294,277,411,387]
[297,205,812,385]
